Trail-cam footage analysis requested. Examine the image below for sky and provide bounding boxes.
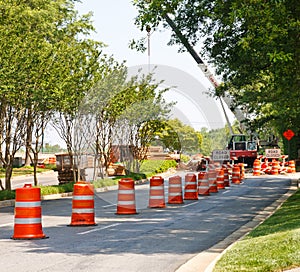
[45,0,235,146]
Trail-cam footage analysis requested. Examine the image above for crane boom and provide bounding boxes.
[163,13,248,134]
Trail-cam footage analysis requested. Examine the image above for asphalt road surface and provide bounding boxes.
[0,172,295,272]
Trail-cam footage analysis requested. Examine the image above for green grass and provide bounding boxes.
[213,189,300,272]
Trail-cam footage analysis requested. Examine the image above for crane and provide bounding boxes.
[161,13,258,166]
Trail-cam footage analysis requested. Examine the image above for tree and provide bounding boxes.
[132,0,300,157]
[0,0,104,188]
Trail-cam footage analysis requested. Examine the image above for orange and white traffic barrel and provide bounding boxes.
[198,171,210,196]
[12,184,47,239]
[184,173,198,200]
[116,178,138,214]
[222,165,230,187]
[253,159,261,176]
[69,181,96,226]
[168,175,184,204]
[216,168,225,189]
[149,176,166,208]
[232,165,241,184]
[287,160,296,173]
[208,169,218,193]
[270,160,279,175]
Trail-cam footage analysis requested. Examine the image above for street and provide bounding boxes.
[0,173,294,272]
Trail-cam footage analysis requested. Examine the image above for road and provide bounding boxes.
[0,172,295,272]
[10,170,59,190]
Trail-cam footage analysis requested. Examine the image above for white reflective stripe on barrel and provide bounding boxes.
[149,195,164,199]
[117,201,135,205]
[15,201,41,207]
[169,192,181,196]
[185,181,196,184]
[72,208,94,213]
[118,190,135,194]
[14,218,41,224]
[185,189,197,192]
[73,195,94,200]
[151,186,164,190]
[169,184,181,188]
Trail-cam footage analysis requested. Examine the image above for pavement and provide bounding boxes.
[1,171,300,272]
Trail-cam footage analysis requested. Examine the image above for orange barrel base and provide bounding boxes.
[208,170,218,193]
[12,184,48,240]
[116,178,138,215]
[69,181,97,226]
[168,176,184,204]
[184,173,198,200]
[149,176,166,208]
[198,172,210,196]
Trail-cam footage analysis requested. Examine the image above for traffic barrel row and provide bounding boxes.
[9,167,245,239]
[254,158,296,175]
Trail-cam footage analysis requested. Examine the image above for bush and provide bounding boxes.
[140,160,177,176]
[0,190,15,201]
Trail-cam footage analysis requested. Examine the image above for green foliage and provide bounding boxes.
[157,119,201,154]
[140,159,177,175]
[132,0,300,157]
[0,190,15,201]
[39,182,75,195]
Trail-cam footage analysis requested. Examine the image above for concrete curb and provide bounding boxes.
[175,174,300,272]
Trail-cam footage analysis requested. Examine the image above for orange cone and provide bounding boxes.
[198,171,210,196]
[12,184,47,240]
[168,176,184,204]
[116,178,138,214]
[232,165,241,184]
[184,173,198,200]
[69,181,97,226]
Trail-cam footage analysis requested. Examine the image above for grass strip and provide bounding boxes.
[213,188,300,272]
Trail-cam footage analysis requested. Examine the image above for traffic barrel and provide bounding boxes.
[184,173,198,200]
[149,176,166,208]
[69,181,96,226]
[270,160,279,175]
[208,169,218,193]
[198,171,210,196]
[287,160,296,173]
[232,165,241,184]
[222,165,230,187]
[168,175,184,204]
[116,178,138,214]
[12,184,47,240]
[216,168,225,189]
[253,159,261,176]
